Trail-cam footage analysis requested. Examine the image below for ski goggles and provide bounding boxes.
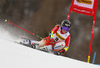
[62,26,70,31]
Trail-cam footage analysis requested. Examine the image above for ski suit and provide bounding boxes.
[39,25,71,52]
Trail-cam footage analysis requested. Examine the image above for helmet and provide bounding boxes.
[61,20,71,28]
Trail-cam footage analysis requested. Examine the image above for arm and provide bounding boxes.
[57,35,71,55]
[49,26,59,38]
[49,26,60,45]
[64,35,71,51]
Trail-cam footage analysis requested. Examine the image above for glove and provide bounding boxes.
[50,38,56,46]
[49,31,56,45]
[56,49,65,55]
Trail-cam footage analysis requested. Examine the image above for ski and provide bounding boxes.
[14,38,49,52]
[14,37,61,55]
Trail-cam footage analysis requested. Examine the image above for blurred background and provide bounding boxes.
[0,0,100,64]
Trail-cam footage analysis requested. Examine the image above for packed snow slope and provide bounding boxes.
[0,39,99,68]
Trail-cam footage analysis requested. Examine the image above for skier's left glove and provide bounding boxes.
[56,49,65,55]
[56,47,69,55]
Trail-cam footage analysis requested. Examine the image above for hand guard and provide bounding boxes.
[49,31,54,39]
[56,49,65,55]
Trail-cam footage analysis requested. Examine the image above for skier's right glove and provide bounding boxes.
[49,31,56,45]
[50,38,56,45]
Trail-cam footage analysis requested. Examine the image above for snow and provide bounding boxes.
[0,39,99,68]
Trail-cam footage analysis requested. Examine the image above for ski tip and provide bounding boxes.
[14,41,21,44]
[5,19,7,22]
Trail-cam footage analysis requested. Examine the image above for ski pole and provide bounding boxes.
[92,52,96,64]
[4,19,43,39]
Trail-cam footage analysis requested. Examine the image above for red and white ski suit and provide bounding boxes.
[41,25,71,52]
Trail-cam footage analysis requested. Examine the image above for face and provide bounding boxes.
[62,29,67,34]
[62,26,70,34]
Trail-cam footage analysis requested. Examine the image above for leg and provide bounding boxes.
[39,36,51,47]
[52,42,65,51]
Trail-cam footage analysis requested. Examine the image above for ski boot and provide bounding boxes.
[20,38,31,45]
[39,46,48,52]
[31,43,39,49]
[53,51,61,55]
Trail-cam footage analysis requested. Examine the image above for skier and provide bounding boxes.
[22,20,71,55]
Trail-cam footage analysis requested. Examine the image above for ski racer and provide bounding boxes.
[22,20,71,55]
[32,20,71,55]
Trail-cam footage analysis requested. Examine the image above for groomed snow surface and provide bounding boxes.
[0,39,99,68]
